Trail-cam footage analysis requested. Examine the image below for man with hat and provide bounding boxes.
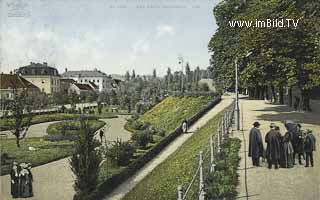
[248,121,264,166]
[265,123,281,169]
[304,129,316,167]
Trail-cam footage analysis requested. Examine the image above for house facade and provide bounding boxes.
[15,62,61,94]
[62,69,113,92]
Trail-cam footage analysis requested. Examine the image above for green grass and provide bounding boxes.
[46,120,106,136]
[122,110,224,200]
[0,138,74,175]
[140,96,212,133]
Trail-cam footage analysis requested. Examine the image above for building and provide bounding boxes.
[68,83,95,96]
[62,69,113,92]
[60,78,76,94]
[15,62,61,94]
[0,74,40,110]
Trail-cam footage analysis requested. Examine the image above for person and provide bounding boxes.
[281,127,294,168]
[295,124,305,165]
[26,163,34,197]
[248,122,264,167]
[19,163,32,198]
[10,162,20,198]
[182,120,188,133]
[265,123,281,169]
[99,128,104,142]
[304,129,316,167]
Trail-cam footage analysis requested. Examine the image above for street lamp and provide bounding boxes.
[178,55,184,92]
[235,51,253,131]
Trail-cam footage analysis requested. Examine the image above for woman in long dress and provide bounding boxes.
[19,164,32,197]
[10,162,20,198]
[282,131,294,168]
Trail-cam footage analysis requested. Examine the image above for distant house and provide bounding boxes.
[0,74,40,110]
[15,62,61,94]
[68,83,95,95]
[60,78,76,93]
[62,69,113,92]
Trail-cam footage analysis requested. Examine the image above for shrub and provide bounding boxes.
[131,131,153,149]
[106,139,135,166]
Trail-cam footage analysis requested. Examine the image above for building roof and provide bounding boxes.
[60,78,76,84]
[17,62,59,76]
[88,81,99,89]
[73,83,94,91]
[0,74,39,90]
[62,70,108,78]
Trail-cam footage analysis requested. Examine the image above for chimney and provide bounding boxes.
[65,68,68,72]
[43,62,48,66]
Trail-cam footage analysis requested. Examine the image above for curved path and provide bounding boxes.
[0,115,132,200]
[1,121,62,139]
[103,96,234,200]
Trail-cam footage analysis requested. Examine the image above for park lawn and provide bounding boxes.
[47,120,106,136]
[0,138,74,175]
[140,96,212,133]
[122,111,224,200]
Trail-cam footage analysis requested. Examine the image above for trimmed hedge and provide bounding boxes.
[97,96,221,197]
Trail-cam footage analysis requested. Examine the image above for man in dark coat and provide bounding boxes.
[295,124,305,165]
[248,122,264,167]
[304,129,316,167]
[265,123,281,169]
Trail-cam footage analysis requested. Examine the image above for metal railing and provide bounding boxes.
[177,102,235,200]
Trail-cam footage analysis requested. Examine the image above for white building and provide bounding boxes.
[62,69,113,92]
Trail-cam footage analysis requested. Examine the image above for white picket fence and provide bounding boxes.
[177,102,235,200]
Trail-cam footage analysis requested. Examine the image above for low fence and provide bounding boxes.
[177,101,235,200]
[98,96,222,197]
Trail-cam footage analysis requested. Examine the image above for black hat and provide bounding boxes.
[253,122,261,127]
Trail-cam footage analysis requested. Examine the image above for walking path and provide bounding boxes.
[235,98,320,200]
[0,115,132,200]
[103,95,234,200]
[1,121,61,139]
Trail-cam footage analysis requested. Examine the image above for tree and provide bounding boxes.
[153,69,157,79]
[4,89,34,148]
[70,118,102,200]
[131,69,136,80]
[125,70,130,82]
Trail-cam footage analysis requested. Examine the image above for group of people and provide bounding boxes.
[10,162,34,198]
[249,121,316,169]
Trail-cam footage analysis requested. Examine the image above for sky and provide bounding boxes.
[0,0,220,76]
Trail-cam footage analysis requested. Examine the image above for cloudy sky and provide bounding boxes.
[0,0,220,76]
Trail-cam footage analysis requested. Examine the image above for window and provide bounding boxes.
[85,79,87,82]
[93,80,95,82]
[80,80,83,83]
[97,79,100,83]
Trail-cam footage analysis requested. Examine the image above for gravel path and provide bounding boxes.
[0,116,132,200]
[1,121,62,139]
[235,98,320,200]
[103,96,234,200]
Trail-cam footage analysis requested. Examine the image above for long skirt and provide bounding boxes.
[11,180,19,198]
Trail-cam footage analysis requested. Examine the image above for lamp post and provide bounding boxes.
[235,51,252,131]
[234,59,240,131]
[178,55,184,92]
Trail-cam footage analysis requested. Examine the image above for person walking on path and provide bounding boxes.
[19,163,33,198]
[182,119,188,133]
[248,122,264,167]
[99,128,105,142]
[304,129,316,167]
[265,123,281,169]
[10,162,20,198]
[26,163,34,197]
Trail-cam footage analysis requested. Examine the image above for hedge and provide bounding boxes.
[97,96,221,197]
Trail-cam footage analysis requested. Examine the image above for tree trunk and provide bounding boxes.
[300,89,312,111]
[271,84,277,103]
[279,85,284,104]
[16,137,20,148]
[288,87,293,107]
[264,85,269,100]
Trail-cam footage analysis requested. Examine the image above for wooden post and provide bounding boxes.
[217,127,221,154]
[210,135,215,173]
[199,151,205,200]
[177,185,183,200]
